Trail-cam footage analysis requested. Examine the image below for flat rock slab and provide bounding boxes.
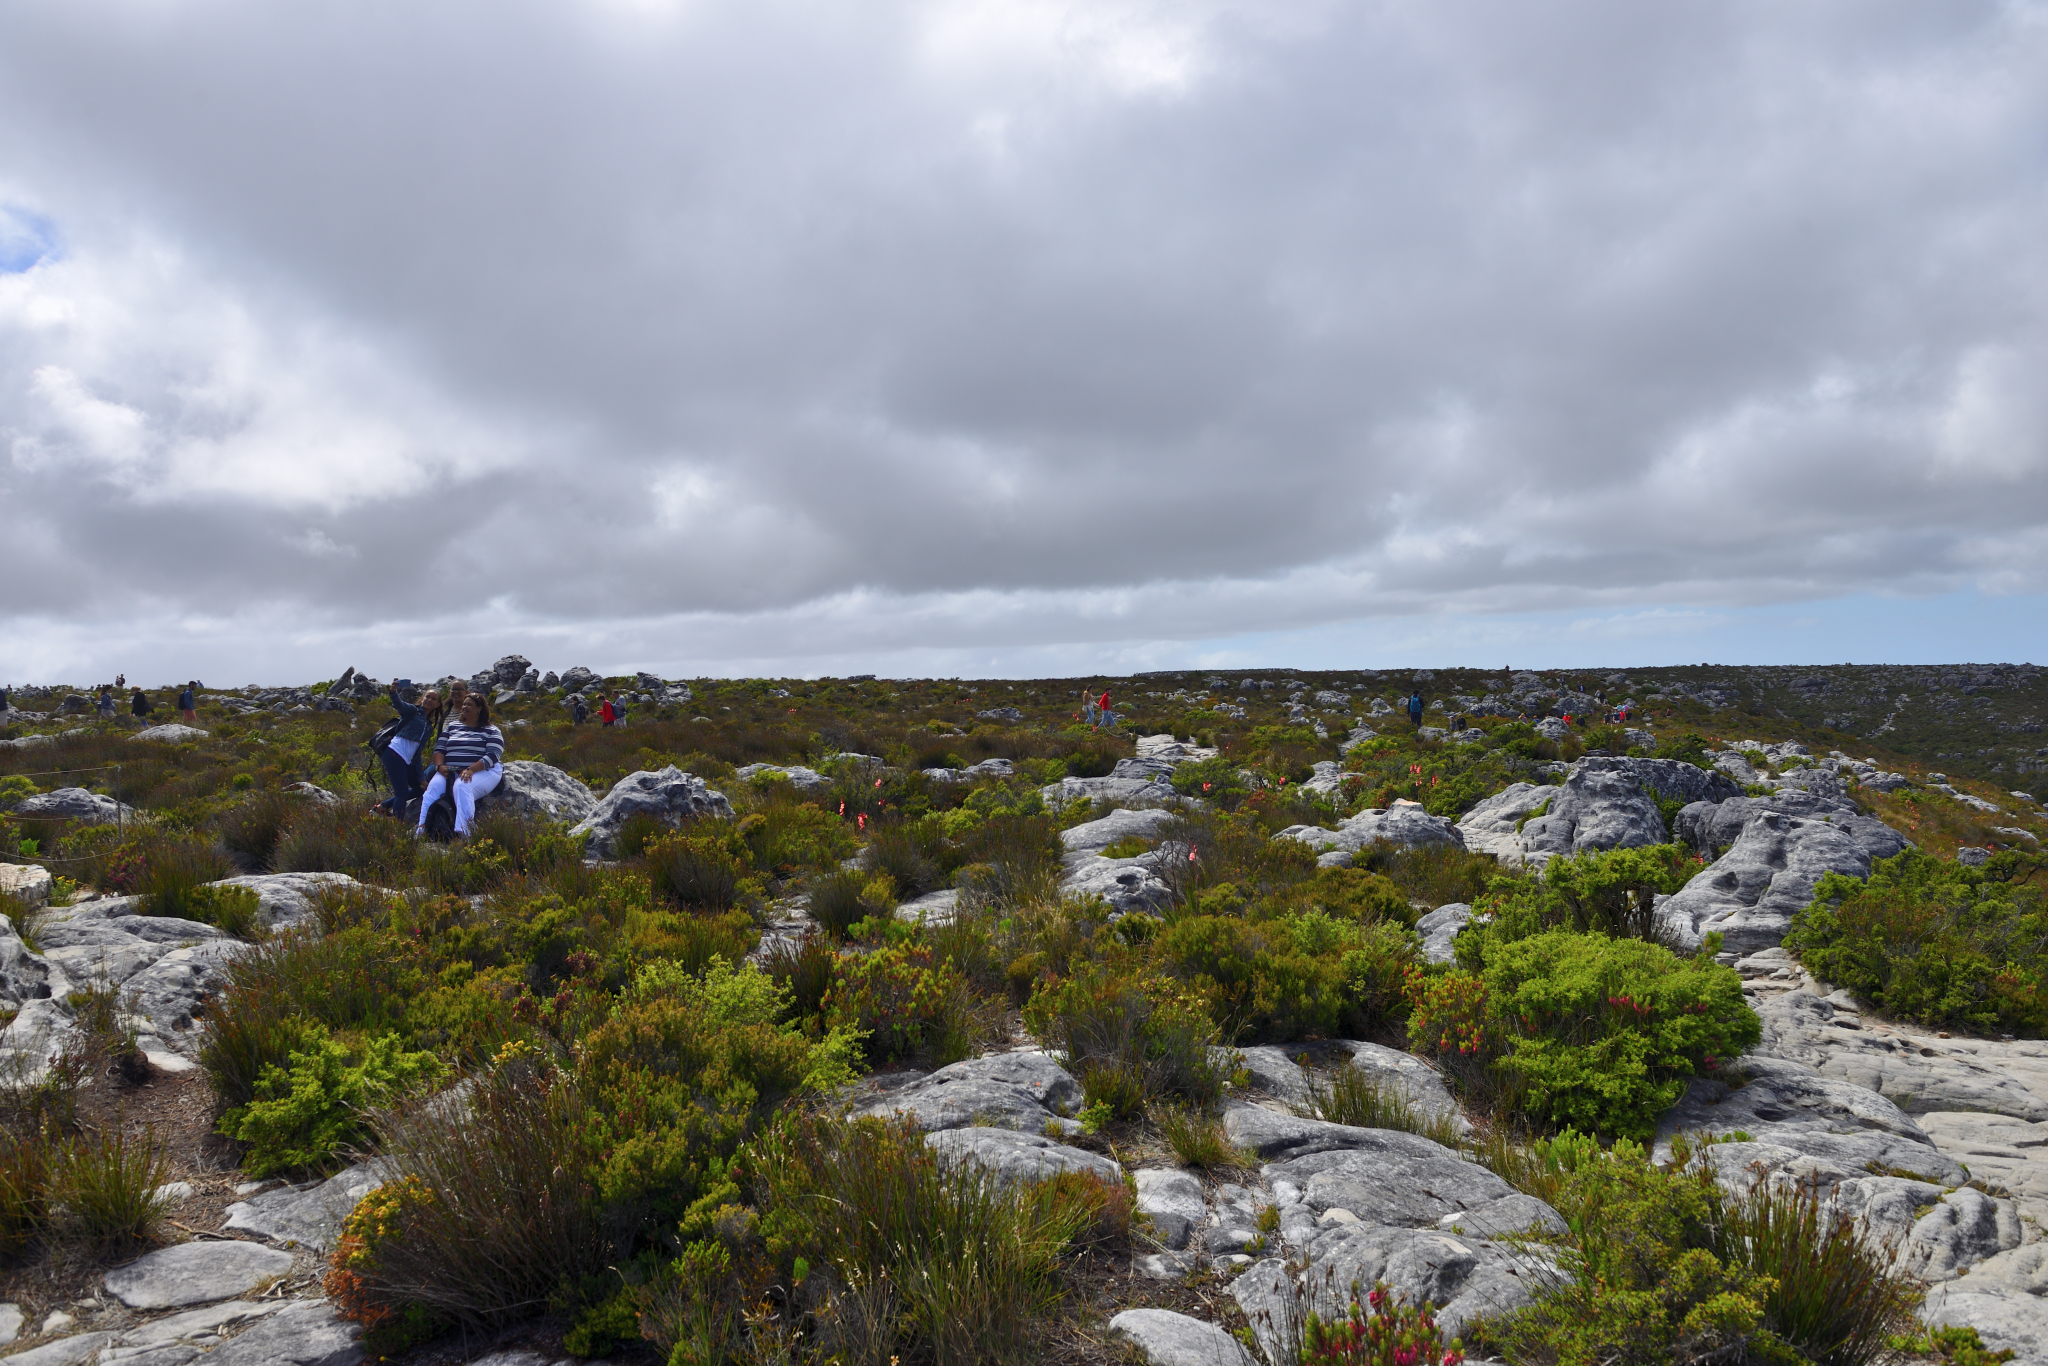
[1755,992,2048,1121]
[3,1331,114,1366]
[1108,1308,1254,1366]
[0,863,51,908]
[104,1240,295,1308]
[223,1159,392,1251]
[926,1128,1122,1186]
[1061,806,1180,856]
[130,725,210,743]
[206,1299,362,1366]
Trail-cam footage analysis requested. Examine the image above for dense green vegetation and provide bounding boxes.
[0,672,1982,1365]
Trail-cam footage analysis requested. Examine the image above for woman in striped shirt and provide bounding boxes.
[416,693,505,838]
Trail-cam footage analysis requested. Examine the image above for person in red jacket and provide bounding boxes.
[597,692,616,727]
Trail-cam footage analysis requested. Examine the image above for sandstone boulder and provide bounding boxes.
[570,767,733,857]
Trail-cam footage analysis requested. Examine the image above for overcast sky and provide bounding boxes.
[3,0,2045,685]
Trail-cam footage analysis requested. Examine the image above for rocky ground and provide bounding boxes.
[4,663,2048,1363]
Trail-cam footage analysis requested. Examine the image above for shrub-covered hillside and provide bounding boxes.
[0,661,2042,1366]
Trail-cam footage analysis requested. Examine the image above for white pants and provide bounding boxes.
[418,764,502,835]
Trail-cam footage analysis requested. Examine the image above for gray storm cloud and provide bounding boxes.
[0,0,2044,680]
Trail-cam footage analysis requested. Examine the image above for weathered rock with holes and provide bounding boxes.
[569,767,733,857]
[1062,806,1179,857]
[1674,789,1909,864]
[1415,903,1473,965]
[1518,759,1668,859]
[736,763,832,793]
[1658,810,1888,956]
[851,1051,1083,1133]
[477,760,597,824]
[1651,1053,1967,1185]
[1039,775,1179,806]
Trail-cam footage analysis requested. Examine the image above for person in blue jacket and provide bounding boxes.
[1407,690,1425,727]
[374,681,439,816]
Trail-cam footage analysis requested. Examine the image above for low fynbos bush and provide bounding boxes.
[1411,930,1758,1140]
[808,868,895,941]
[647,829,747,911]
[1786,847,2048,1035]
[1483,1133,1919,1366]
[215,790,298,868]
[1458,845,1698,960]
[1023,964,1224,1116]
[56,1123,173,1256]
[824,942,975,1065]
[1156,902,1420,1044]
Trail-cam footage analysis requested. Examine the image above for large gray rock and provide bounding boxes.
[489,655,531,688]
[1060,852,1174,914]
[851,1052,1083,1132]
[1658,810,1887,956]
[0,919,55,1011]
[1518,759,1668,859]
[926,1127,1122,1186]
[212,872,363,932]
[129,724,209,744]
[1455,782,1557,864]
[569,767,733,856]
[1602,757,1742,806]
[3,1332,114,1366]
[1228,1111,1561,1349]
[559,665,596,692]
[1107,1308,1254,1366]
[1922,1244,2048,1361]
[1275,805,1464,868]
[1232,1043,1463,1134]
[1754,993,2048,1121]
[104,1240,295,1309]
[1039,775,1178,805]
[1414,903,1472,965]
[477,760,597,824]
[736,763,831,794]
[1061,807,1179,856]
[15,786,137,825]
[1674,789,1909,864]
[205,1299,362,1366]
[222,1159,392,1251]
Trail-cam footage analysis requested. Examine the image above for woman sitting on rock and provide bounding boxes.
[417,693,504,838]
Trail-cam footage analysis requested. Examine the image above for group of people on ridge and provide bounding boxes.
[371,678,504,839]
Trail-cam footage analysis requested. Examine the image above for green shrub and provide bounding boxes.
[867,821,943,896]
[219,1028,444,1176]
[1156,912,1419,1044]
[0,1119,53,1259]
[1413,931,1758,1140]
[824,941,975,1065]
[1300,1281,1465,1365]
[1785,848,2048,1035]
[1459,846,1698,964]
[1023,964,1224,1116]
[138,839,233,917]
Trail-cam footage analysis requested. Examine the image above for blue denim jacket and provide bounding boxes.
[388,683,431,745]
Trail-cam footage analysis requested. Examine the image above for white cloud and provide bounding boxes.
[0,0,2044,680]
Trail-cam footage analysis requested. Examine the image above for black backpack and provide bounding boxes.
[421,787,458,842]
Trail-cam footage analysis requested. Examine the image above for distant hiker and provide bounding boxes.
[375,681,435,816]
[1080,689,1098,726]
[97,685,116,719]
[131,687,152,718]
[614,695,629,728]
[178,682,197,724]
[417,693,503,839]
[1407,691,1424,727]
[572,693,587,725]
[597,692,615,727]
[0,687,10,712]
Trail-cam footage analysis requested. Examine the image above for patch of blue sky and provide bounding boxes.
[0,206,59,273]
